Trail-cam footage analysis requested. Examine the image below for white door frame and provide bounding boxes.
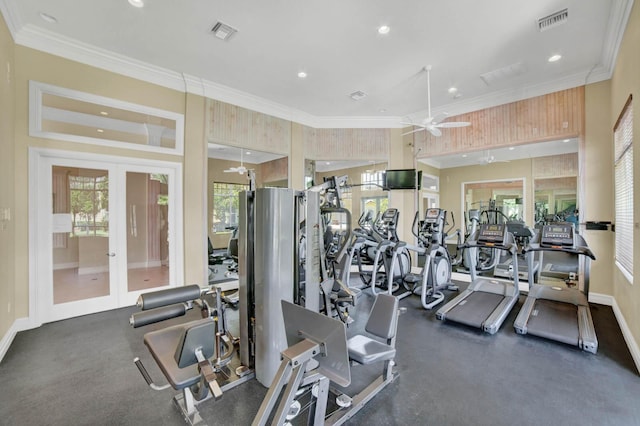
[29,147,184,325]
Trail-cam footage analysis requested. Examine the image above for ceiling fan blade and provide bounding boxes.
[431,112,448,125]
[223,169,237,173]
[400,121,416,126]
[435,121,471,128]
[402,127,426,136]
[428,126,442,137]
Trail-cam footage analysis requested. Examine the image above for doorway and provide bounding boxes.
[30,149,183,323]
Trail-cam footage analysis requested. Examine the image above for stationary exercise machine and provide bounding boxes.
[131,186,332,424]
[404,208,459,309]
[368,208,412,297]
[493,221,540,282]
[253,294,401,425]
[131,284,253,425]
[436,223,520,334]
[513,223,598,353]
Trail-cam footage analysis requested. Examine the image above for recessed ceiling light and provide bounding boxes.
[297,71,307,79]
[326,161,331,165]
[100,111,109,116]
[128,0,144,8]
[563,139,570,143]
[462,154,467,158]
[246,151,251,155]
[39,12,57,23]
[509,147,515,151]
[548,54,562,62]
[448,87,458,94]
[377,25,390,35]
[97,129,104,133]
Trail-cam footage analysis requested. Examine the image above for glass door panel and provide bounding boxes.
[126,172,170,293]
[52,166,112,305]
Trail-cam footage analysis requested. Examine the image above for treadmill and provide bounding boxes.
[513,223,598,353]
[436,223,519,334]
[493,222,540,282]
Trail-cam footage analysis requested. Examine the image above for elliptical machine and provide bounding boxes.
[405,208,459,309]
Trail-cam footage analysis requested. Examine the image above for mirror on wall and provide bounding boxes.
[208,143,289,250]
[418,139,579,232]
[307,159,388,228]
[30,81,184,155]
[464,179,525,222]
[534,176,578,226]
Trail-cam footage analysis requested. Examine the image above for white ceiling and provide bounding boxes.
[1,1,632,128]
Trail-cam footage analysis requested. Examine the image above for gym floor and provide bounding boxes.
[1,279,639,426]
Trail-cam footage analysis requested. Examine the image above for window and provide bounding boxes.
[361,196,388,220]
[212,182,249,232]
[361,171,384,191]
[69,175,109,237]
[614,95,633,282]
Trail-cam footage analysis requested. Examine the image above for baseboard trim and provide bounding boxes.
[610,298,640,375]
[0,317,37,363]
[588,292,614,306]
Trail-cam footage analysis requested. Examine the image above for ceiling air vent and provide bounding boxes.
[480,62,527,86]
[349,91,367,101]
[211,21,238,41]
[538,8,568,32]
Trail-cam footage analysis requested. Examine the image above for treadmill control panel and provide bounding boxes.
[478,224,506,244]
[541,223,575,248]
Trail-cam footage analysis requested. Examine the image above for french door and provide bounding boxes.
[30,149,183,323]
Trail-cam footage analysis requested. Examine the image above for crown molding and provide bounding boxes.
[0,0,21,37]
[7,0,632,129]
[600,0,635,79]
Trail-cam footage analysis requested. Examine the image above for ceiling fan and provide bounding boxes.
[224,149,249,174]
[402,65,471,137]
[478,150,510,165]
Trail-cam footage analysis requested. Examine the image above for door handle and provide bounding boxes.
[106,252,116,257]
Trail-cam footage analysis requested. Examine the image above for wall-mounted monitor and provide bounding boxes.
[383,169,422,190]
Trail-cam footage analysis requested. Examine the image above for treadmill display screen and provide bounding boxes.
[541,223,574,247]
[478,224,506,244]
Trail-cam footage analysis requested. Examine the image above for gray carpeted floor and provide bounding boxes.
[1,282,639,426]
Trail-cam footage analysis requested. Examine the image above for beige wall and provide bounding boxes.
[12,45,194,319]
[584,80,614,296]
[0,14,15,340]
[609,0,640,359]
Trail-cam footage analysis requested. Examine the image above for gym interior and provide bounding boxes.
[1,2,640,425]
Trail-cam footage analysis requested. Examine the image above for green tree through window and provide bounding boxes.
[212,182,249,232]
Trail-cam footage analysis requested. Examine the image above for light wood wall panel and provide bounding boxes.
[532,153,578,178]
[415,87,585,157]
[206,99,291,155]
[303,126,389,160]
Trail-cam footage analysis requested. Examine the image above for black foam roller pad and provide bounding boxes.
[138,285,202,310]
[130,304,186,328]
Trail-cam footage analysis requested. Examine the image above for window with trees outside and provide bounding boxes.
[614,95,633,283]
[361,196,388,220]
[69,175,109,237]
[212,182,249,232]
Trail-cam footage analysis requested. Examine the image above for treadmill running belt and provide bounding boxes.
[446,291,504,329]
[526,299,579,346]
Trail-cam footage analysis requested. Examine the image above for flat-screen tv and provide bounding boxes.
[383,169,422,190]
